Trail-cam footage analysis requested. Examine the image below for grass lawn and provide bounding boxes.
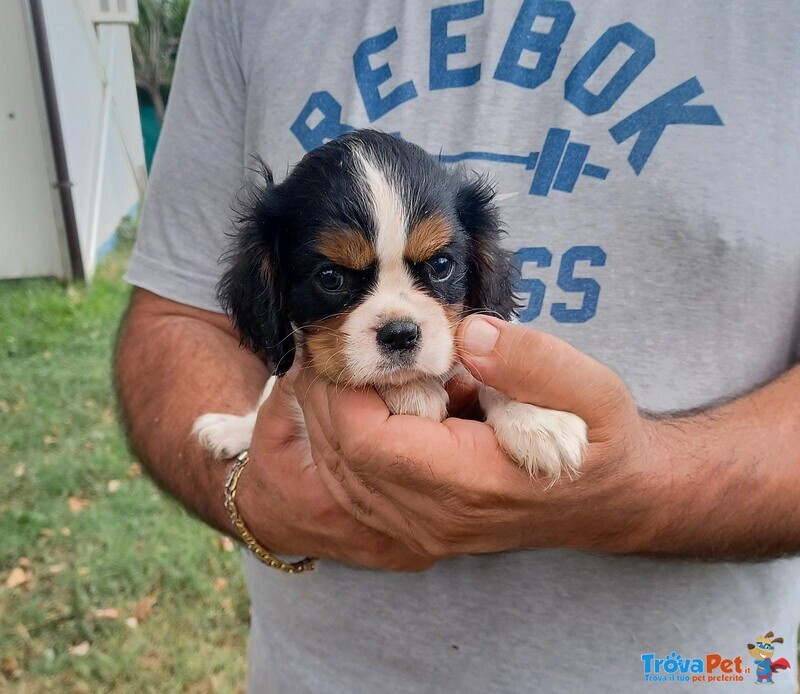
[0,248,249,692]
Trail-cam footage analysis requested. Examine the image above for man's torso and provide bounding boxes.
[159,1,800,691]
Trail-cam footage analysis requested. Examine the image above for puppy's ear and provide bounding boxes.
[217,164,296,375]
[772,637,784,644]
[456,175,519,320]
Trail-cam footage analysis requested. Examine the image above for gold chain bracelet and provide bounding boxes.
[224,450,317,574]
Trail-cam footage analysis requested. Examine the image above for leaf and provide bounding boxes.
[107,479,122,493]
[91,608,121,620]
[48,564,64,574]
[68,497,91,513]
[125,617,139,629]
[217,536,235,553]
[5,567,31,589]
[134,595,157,622]
[2,656,20,678]
[68,641,90,657]
[213,577,228,592]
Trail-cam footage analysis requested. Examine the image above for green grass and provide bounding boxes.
[0,248,248,692]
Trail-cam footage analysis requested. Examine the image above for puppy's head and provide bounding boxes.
[219,130,517,384]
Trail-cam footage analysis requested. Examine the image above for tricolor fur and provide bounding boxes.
[195,130,587,480]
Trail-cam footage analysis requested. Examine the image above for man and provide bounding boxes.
[117,1,800,691]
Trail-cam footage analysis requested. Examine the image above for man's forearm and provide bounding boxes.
[641,365,800,559]
[115,289,268,533]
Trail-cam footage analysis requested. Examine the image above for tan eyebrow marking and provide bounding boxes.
[404,214,453,263]
[317,229,376,270]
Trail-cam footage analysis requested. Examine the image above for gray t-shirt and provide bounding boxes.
[125,1,800,691]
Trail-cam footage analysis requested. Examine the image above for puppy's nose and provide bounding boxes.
[377,320,420,352]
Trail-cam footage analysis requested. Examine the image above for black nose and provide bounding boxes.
[377,320,420,352]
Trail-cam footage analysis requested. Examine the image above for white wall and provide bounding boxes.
[42,0,146,277]
[0,0,145,280]
[0,0,69,279]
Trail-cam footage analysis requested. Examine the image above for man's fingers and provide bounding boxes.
[325,384,392,458]
[254,369,302,445]
[445,372,481,419]
[456,315,628,428]
[245,366,436,572]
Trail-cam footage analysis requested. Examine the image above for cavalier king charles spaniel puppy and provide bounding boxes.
[194,130,587,479]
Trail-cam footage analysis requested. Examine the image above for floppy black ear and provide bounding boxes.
[456,174,519,320]
[217,164,296,376]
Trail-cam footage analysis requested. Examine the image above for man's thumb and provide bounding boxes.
[456,315,625,425]
[255,367,302,442]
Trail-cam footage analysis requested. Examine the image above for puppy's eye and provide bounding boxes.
[426,255,453,282]
[316,268,345,292]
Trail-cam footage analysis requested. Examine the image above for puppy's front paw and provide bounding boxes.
[193,412,256,460]
[378,379,449,421]
[488,401,587,480]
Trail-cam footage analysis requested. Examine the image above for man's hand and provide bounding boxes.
[235,370,435,571]
[116,289,432,572]
[296,315,800,560]
[296,314,655,557]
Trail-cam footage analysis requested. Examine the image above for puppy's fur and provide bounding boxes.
[194,130,587,479]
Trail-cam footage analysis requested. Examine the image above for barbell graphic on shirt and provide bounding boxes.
[436,127,609,197]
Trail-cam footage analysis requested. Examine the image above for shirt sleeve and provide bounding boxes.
[123,0,245,312]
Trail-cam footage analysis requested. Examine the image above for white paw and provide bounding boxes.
[378,379,449,421]
[488,401,587,480]
[192,411,256,460]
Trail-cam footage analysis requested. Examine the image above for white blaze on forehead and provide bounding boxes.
[340,148,455,384]
[353,149,408,276]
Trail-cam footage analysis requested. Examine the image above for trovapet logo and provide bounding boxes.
[641,630,792,685]
[640,652,748,684]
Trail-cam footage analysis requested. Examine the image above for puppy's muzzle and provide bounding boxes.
[377,320,420,353]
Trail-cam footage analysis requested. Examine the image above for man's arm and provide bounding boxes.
[115,288,267,533]
[293,315,800,561]
[645,363,800,558]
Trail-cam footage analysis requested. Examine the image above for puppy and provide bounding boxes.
[194,130,587,479]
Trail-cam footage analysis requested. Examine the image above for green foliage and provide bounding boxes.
[0,249,247,692]
[116,211,139,251]
[131,0,191,123]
